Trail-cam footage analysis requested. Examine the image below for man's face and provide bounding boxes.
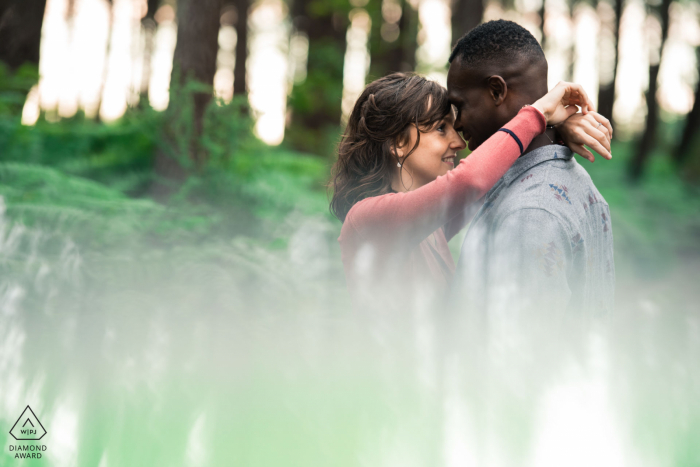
[446,60,507,151]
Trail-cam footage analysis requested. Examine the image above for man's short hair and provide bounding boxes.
[449,20,545,67]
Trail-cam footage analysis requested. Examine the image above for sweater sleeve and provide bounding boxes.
[344,106,546,246]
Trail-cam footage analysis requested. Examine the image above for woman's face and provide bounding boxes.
[393,111,467,191]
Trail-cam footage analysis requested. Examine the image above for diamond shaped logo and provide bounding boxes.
[9,406,46,441]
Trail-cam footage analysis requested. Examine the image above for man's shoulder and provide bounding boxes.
[494,156,608,227]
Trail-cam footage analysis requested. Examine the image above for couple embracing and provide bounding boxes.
[330,20,615,317]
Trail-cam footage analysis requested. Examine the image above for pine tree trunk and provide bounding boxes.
[368,0,418,79]
[152,0,222,198]
[538,0,546,51]
[139,0,160,105]
[232,0,248,96]
[400,0,418,71]
[567,0,576,81]
[97,0,114,122]
[451,0,483,48]
[596,0,623,124]
[171,0,221,146]
[629,0,671,181]
[673,47,700,166]
[0,0,47,111]
[287,0,349,154]
[0,0,47,70]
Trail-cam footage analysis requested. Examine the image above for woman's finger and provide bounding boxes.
[582,123,611,153]
[570,83,594,114]
[581,116,611,151]
[590,112,613,138]
[582,134,612,160]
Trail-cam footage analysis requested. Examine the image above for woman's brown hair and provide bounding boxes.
[329,73,452,222]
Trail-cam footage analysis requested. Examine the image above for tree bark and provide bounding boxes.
[232,0,248,96]
[400,0,418,71]
[538,0,546,51]
[97,0,114,121]
[171,0,221,145]
[368,0,419,79]
[0,0,46,114]
[139,0,160,104]
[673,47,700,167]
[629,0,672,181]
[451,0,483,48]
[0,0,47,70]
[151,0,222,197]
[596,0,624,124]
[567,0,576,81]
[287,0,349,154]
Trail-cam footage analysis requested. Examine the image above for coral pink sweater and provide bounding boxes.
[338,106,547,305]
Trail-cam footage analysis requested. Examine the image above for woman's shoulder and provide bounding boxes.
[341,192,397,239]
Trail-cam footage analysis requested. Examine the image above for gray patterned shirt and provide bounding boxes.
[451,144,615,316]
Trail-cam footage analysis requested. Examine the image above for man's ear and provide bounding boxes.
[487,76,508,106]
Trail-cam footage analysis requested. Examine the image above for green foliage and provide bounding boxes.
[585,140,700,277]
[1,79,698,280]
[0,86,333,250]
[287,40,346,155]
[0,62,39,117]
[286,4,349,156]
[0,113,159,194]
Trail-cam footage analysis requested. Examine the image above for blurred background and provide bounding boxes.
[0,0,699,466]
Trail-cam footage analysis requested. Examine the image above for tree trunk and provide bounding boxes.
[171,0,221,147]
[401,0,418,71]
[451,0,483,48]
[97,0,114,121]
[673,47,700,167]
[139,0,160,104]
[287,0,349,154]
[538,0,546,51]
[629,0,672,181]
[567,0,576,81]
[232,0,248,96]
[151,0,222,198]
[368,0,419,79]
[0,0,46,113]
[596,0,624,124]
[0,0,46,70]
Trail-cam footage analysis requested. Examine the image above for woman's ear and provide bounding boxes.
[487,75,508,106]
[390,144,405,159]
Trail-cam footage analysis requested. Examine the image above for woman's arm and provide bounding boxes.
[345,106,546,246]
[441,111,615,242]
[443,200,482,242]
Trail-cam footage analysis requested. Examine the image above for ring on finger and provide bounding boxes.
[596,121,602,129]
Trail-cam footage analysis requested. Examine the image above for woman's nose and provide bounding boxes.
[451,132,467,150]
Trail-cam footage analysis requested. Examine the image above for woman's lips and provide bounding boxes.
[442,156,456,168]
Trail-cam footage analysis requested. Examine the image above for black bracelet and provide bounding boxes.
[498,128,524,154]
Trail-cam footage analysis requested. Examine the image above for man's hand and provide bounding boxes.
[556,111,613,162]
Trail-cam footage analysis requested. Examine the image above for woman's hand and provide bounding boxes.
[532,81,595,126]
[556,111,613,162]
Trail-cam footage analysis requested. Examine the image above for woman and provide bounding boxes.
[330,73,611,309]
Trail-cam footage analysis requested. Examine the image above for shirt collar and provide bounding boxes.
[502,144,573,187]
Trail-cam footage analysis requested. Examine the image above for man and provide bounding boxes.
[447,20,615,315]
